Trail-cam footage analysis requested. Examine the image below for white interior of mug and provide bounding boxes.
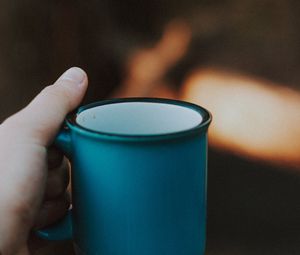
[76,102,203,135]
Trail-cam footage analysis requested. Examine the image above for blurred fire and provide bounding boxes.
[181,69,300,169]
[112,21,300,170]
[112,19,191,98]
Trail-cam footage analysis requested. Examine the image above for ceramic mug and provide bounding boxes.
[37,98,212,255]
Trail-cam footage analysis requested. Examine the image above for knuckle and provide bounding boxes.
[46,176,64,198]
[46,162,70,199]
[41,85,73,109]
[34,193,70,228]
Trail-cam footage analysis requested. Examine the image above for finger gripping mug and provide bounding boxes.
[37,98,212,255]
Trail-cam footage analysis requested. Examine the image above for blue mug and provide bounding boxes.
[37,98,212,255]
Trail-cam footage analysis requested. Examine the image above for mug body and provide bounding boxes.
[66,98,211,255]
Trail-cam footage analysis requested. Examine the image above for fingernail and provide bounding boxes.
[58,67,86,86]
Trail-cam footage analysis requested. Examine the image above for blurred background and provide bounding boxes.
[1,0,300,254]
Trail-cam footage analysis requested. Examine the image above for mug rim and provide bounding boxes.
[65,97,212,141]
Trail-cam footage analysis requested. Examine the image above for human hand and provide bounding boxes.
[0,67,88,255]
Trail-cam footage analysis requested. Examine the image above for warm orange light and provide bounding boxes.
[110,17,300,170]
[112,20,191,98]
[181,69,300,168]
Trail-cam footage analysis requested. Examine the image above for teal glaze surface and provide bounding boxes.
[37,98,211,255]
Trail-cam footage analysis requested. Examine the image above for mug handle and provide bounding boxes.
[36,127,73,240]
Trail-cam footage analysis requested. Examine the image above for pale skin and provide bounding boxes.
[0,67,88,255]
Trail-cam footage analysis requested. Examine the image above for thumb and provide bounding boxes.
[3,67,88,146]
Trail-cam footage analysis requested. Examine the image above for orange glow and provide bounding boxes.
[181,69,300,168]
[112,20,191,98]
[110,17,300,170]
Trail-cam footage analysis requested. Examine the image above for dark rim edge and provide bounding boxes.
[65,97,212,141]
